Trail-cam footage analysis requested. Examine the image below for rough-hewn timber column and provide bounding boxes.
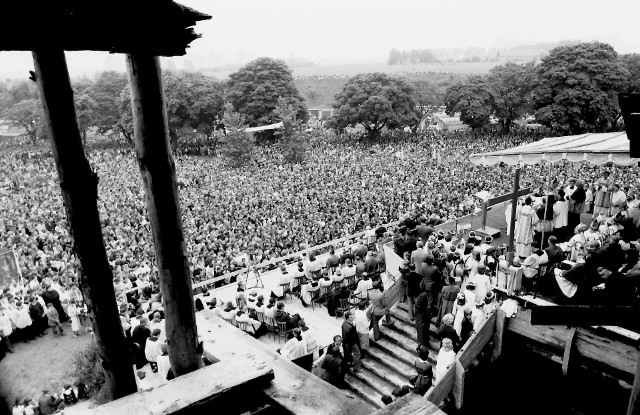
[32,49,137,399]
[125,53,203,375]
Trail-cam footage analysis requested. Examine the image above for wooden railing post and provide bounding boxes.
[32,49,137,399]
[126,53,203,376]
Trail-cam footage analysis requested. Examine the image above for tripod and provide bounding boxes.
[245,261,264,289]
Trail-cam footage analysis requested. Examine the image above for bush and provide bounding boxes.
[68,342,110,405]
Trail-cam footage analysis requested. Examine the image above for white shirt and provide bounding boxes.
[435,349,456,382]
[354,309,370,335]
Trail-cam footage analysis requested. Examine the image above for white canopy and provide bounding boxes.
[244,122,283,133]
[469,132,639,166]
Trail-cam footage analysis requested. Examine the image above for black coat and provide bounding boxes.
[341,321,359,347]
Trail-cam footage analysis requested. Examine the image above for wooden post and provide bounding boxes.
[628,350,640,415]
[32,49,137,399]
[125,53,203,376]
[507,167,520,265]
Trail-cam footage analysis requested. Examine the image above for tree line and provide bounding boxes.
[388,48,438,65]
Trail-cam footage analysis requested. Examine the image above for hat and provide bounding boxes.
[466,282,476,290]
[437,230,445,237]
[485,236,493,243]
[469,231,476,238]
[590,219,599,230]
[484,291,495,303]
[475,298,485,306]
[447,229,456,235]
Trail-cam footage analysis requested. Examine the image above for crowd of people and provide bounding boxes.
[3,126,640,408]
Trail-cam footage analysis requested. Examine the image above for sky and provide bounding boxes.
[0,0,639,79]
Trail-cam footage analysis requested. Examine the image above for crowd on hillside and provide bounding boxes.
[2,128,640,294]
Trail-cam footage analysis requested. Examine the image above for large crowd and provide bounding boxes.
[2,125,640,410]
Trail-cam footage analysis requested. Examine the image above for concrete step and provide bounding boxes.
[360,355,410,390]
[391,303,440,337]
[371,336,418,368]
[343,371,384,410]
[351,364,397,397]
[366,346,415,380]
[379,325,420,353]
[386,314,419,341]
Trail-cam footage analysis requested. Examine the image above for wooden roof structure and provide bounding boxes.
[0,0,211,56]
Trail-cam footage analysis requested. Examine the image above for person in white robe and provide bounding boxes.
[514,197,539,258]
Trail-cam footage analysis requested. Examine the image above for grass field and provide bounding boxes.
[295,70,473,108]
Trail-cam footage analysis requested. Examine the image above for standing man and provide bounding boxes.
[341,312,362,373]
[414,291,431,351]
[353,302,371,359]
[405,264,422,321]
[369,286,393,341]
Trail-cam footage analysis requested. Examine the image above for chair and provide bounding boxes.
[279,282,293,301]
[335,297,353,319]
[254,310,265,324]
[293,276,305,291]
[222,316,236,327]
[331,281,342,294]
[318,285,331,302]
[309,288,320,310]
[264,316,277,340]
[345,274,356,289]
[236,321,248,332]
[276,321,293,344]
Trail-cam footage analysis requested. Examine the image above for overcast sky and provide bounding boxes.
[1,0,639,79]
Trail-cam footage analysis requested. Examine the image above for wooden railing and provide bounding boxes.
[423,309,498,409]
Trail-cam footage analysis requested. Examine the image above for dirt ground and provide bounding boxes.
[0,323,91,412]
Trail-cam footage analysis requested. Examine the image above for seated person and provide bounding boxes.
[332,268,345,285]
[341,259,357,280]
[235,284,247,311]
[219,301,237,323]
[300,280,319,307]
[271,264,293,298]
[353,274,374,298]
[263,297,277,321]
[545,236,565,265]
[273,301,300,330]
[235,310,262,335]
[319,272,333,288]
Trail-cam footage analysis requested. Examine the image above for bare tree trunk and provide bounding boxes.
[32,49,137,400]
[125,53,203,376]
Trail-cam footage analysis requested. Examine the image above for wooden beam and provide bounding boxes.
[87,358,274,415]
[530,305,640,327]
[486,187,530,207]
[562,327,577,376]
[32,49,137,398]
[628,350,640,415]
[126,53,203,376]
[370,393,446,415]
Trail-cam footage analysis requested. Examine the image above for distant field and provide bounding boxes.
[204,60,498,80]
[203,60,499,110]
[295,71,470,109]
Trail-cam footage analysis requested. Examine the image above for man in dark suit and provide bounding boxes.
[341,311,362,373]
[405,264,423,321]
[274,301,300,330]
[419,255,443,313]
[38,390,62,415]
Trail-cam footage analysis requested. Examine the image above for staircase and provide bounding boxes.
[342,301,440,411]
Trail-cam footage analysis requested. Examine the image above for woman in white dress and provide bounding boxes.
[67,300,81,337]
[514,197,539,258]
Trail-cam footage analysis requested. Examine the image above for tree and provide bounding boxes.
[227,57,307,141]
[117,71,224,147]
[388,48,403,65]
[274,97,309,163]
[162,71,224,145]
[444,75,495,130]
[2,98,45,144]
[621,53,640,93]
[331,72,420,139]
[487,62,537,132]
[532,42,628,133]
[89,71,129,138]
[411,79,441,132]
[219,103,254,167]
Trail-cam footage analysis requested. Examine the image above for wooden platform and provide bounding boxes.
[87,357,274,415]
[196,310,371,415]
